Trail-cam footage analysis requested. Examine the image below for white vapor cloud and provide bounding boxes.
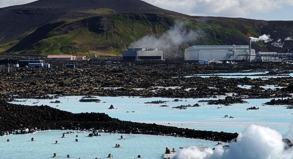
[285,37,293,41]
[172,124,293,159]
[143,0,293,19]
[0,0,36,8]
[250,34,272,43]
[129,22,200,57]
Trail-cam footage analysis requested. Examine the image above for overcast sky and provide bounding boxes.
[0,0,292,21]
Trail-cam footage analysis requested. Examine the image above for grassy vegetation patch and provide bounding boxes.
[0,41,19,52]
[244,25,260,37]
[83,8,116,15]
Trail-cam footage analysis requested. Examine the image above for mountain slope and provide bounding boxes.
[0,0,293,56]
[22,0,167,13]
[6,13,173,55]
[0,0,175,44]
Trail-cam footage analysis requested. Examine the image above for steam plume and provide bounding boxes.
[173,124,293,159]
[250,34,271,42]
[129,22,200,57]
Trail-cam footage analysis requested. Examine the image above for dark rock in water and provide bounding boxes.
[265,98,293,106]
[287,106,293,109]
[145,100,167,104]
[109,105,115,109]
[199,96,247,106]
[0,100,238,142]
[79,95,101,102]
[246,106,259,110]
[194,103,200,107]
[173,105,188,110]
[50,100,60,103]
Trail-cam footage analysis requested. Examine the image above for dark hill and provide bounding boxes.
[0,0,293,55]
[0,0,175,44]
[21,0,167,13]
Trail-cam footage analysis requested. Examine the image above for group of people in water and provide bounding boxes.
[165,147,176,154]
[114,143,121,148]
[53,153,101,158]
[6,133,145,158]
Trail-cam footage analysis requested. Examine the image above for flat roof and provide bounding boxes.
[47,55,73,58]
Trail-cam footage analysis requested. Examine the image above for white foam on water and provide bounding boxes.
[173,125,293,159]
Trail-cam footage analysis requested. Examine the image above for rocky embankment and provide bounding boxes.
[265,98,293,109]
[0,60,293,99]
[199,96,248,106]
[1,59,293,142]
[0,100,238,142]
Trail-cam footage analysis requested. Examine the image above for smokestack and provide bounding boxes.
[249,34,271,62]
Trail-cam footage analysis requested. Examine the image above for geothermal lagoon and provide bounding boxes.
[6,95,293,159]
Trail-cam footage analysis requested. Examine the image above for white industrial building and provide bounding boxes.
[255,52,281,62]
[184,45,256,62]
[122,48,164,61]
[255,52,293,62]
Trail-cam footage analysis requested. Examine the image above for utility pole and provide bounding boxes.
[7,59,10,73]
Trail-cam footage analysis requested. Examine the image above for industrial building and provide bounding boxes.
[255,52,280,62]
[76,55,87,61]
[184,45,256,62]
[47,55,76,61]
[18,60,44,67]
[122,48,164,61]
[28,63,44,68]
[255,52,293,62]
[17,60,51,68]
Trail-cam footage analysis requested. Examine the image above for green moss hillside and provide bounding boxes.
[1,0,293,56]
[2,14,293,56]
[6,14,173,56]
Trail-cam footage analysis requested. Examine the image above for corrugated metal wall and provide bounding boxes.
[184,45,255,61]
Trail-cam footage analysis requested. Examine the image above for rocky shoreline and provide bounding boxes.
[0,100,238,142]
[1,59,293,142]
[1,60,293,99]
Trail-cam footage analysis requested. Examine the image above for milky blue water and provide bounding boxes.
[238,85,285,90]
[187,71,293,79]
[11,96,292,134]
[0,130,216,159]
[7,96,293,159]
[5,70,293,158]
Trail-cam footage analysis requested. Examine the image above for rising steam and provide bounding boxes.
[250,34,272,42]
[173,125,293,159]
[129,22,200,57]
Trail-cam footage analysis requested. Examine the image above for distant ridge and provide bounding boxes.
[4,0,171,14]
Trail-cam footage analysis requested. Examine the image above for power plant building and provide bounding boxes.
[47,55,76,61]
[254,52,293,62]
[122,48,164,61]
[184,45,256,62]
